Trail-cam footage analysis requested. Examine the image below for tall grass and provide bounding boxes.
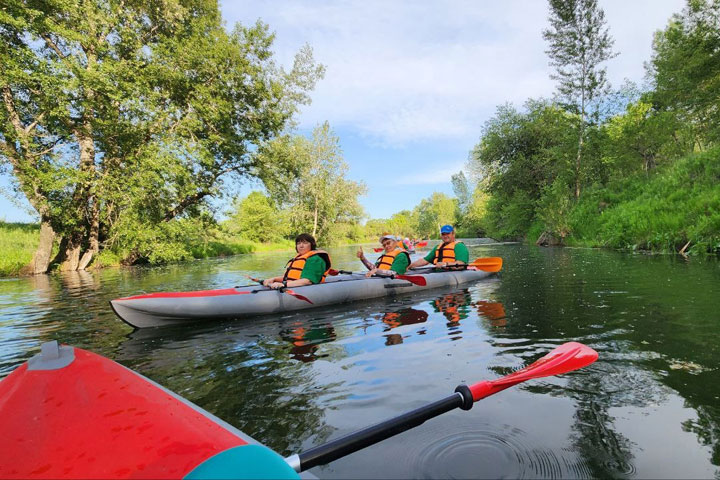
[568,148,720,254]
[0,222,39,276]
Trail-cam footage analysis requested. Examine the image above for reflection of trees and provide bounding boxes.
[490,245,720,471]
[118,324,338,455]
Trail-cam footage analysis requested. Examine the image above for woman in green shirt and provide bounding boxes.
[263,234,331,289]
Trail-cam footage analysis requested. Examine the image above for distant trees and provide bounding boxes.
[0,0,323,272]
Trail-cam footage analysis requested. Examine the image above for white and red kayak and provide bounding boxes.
[111,269,495,329]
[0,341,301,479]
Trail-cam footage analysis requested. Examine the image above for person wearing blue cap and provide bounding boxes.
[408,224,469,270]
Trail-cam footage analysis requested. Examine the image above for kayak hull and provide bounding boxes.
[0,341,300,479]
[111,270,494,329]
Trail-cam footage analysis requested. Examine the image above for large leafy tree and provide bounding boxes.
[543,0,616,198]
[648,0,720,148]
[259,122,366,245]
[0,0,323,273]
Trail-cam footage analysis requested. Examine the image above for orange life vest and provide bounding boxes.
[433,241,460,264]
[375,247,411,270]
[283,250,331,283]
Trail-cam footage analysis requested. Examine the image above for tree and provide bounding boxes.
[225,191,288,243]
[469,100,577,240]
[259,122,366,245]
[543,0,617,198]
[414,192,457,238]
[0,0,323,273]
[648,0,720,147]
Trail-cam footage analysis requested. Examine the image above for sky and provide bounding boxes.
[0,0,686,223]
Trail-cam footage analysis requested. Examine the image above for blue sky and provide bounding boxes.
[0,0,685,222]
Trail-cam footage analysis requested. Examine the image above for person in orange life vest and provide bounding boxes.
[263,233,331,290]
[356,234,410,277]
[408,224,469,269]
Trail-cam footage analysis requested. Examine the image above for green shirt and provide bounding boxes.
[375,251,410,275]
[424,242,469,264]
[300,254,328,284]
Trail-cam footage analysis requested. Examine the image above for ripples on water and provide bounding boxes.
[1,244,719,478]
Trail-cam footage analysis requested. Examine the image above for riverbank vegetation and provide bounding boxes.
[2,0,718,277]
[463,0,720,256]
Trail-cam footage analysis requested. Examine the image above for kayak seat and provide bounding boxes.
[184,444,300,480]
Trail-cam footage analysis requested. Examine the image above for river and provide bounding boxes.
[1,242,719,478]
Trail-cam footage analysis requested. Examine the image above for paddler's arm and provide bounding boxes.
[356,247,374,271]
[408,246,436,269]
[268,278,312,289]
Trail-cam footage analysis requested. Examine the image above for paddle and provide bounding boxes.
[284,342,597,472]
[411,257,503,273]
[239,275,314,304]
[327,269,427,286]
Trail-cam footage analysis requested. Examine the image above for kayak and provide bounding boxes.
[111,269,495,329]
[0,341,301,480]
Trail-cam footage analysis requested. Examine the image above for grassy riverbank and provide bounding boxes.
[565,149,720,255]
[0,223,40,276]
[0,223,297,277]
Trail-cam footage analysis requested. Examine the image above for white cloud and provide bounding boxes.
[222,0,685,146]
[394,160,467,186]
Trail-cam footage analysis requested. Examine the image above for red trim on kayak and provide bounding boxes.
[0,348,247,479]
[117,288,248,300]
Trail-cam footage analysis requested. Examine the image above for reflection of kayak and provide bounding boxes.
[111,269,495,329]
[0,341,300,479]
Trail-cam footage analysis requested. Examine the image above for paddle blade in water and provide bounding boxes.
[469,342,598,401]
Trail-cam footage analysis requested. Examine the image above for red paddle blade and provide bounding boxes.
[470,257,503,272]
[469,342,598,401]
[284,289,313,304]
[395,274,427,286]
[373,247,384,252]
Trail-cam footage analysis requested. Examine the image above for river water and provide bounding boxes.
[1,242,719,478]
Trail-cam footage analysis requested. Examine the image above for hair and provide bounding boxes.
[295,233,317,251]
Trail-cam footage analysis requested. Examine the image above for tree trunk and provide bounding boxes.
[312,201,318,238]
[59,234,83,272]
[59,127,95,271]
[78,194,99,270]
[575,130,583,199]
[19,218,56,275]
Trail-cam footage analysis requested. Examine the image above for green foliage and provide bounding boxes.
[0,222,39,276]
[537,179,573,239]
[483,192,536,241]
[649,0,720,145]
[414,192,458,238]
[569,148,720,254]
[258,123,366,246]
[0,0,323,270]
[602,100,690,174]
[224,191,288,243]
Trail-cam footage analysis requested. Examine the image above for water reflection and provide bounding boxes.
[281,321,337,363]
[381,308,428,346]
[1,244,720,477]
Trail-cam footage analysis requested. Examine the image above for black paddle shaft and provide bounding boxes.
[297,385,473,471]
